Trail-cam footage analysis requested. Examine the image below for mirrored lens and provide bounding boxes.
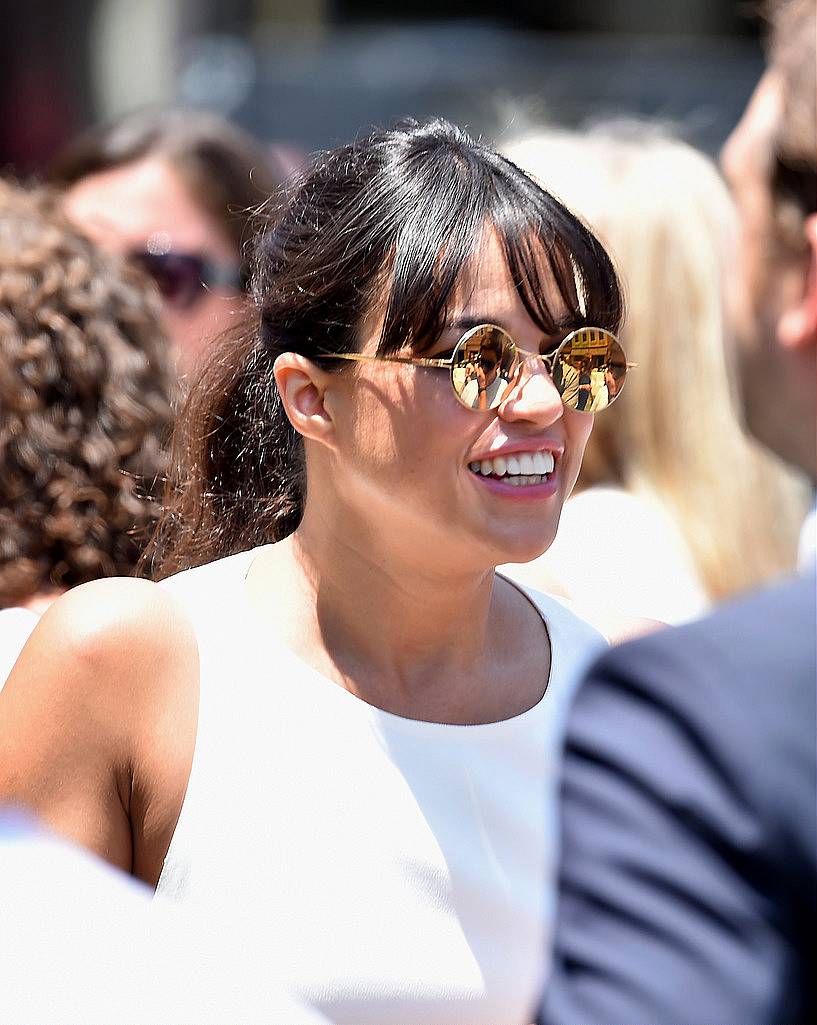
[550,327,627,412]
[450,325,517,410]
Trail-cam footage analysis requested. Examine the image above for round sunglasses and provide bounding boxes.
[129,250,243,311]
[319,324,630,412]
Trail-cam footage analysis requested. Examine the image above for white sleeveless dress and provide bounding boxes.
[156,546,606,1025]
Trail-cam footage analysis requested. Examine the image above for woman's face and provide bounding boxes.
[63,156,242,375]
[320,230,594,570]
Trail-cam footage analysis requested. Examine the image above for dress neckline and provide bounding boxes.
[233,544,554,734]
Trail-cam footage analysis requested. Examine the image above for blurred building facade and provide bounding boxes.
[1,0,763,173]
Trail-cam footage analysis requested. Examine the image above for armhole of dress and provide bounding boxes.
[155,546,267,901]
[153,586,203,902]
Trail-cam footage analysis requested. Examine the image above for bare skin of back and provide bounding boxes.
[0,577,199,886]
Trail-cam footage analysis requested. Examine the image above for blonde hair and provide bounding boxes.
[506,123,809,599]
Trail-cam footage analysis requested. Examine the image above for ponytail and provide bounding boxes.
[143,318,304,579]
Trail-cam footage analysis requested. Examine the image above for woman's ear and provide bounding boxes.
[273,353,337,446]
[777,213,817,352]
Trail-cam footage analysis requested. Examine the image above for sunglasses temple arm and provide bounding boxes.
[408,357,451,368]
[318,353,452,368]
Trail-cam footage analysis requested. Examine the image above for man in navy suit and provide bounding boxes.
[539,2,816,1024]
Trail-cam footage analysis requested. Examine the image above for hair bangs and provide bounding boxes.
[492,161,624,337]
[374,141,622,358]
[375,149,488,357]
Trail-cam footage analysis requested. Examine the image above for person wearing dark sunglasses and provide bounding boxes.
[2,118,625,1025]
[128,248,245,313]
[49,108,283,374]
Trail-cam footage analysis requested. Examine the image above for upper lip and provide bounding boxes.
[468,439,564,464]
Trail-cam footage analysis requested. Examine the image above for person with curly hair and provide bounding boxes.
[0,179,176,682]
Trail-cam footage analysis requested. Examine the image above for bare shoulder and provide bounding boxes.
[2,576,198,729]
[0,577,199,883]
[35,575,196,664]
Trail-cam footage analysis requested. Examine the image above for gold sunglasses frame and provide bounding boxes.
[318,323,630,412]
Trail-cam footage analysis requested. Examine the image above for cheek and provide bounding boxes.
[344,370,472,484]
[164,294,238,361]
[346,393,400,471]
[563,411,594,486]
[341,371,424,478]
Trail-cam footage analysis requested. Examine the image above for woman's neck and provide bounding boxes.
[246,506,517,722]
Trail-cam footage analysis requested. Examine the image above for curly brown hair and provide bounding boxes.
[0,180,176,608]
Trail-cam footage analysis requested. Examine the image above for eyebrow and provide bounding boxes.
[446,315,508,333]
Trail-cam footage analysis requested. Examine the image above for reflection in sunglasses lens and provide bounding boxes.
[449,323,627,412]
[554,329,626,412]
[451,326,517,410]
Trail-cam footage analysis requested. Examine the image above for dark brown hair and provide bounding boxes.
[48,107,283,278]
[145,117,623,578]
[0,181,175,607]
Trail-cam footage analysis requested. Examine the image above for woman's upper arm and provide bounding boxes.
[0,577,199,879]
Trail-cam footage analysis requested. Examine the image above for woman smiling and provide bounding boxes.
[0,118,626,1025]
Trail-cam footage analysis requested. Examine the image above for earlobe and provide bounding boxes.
[777,213,817,351]
[273,353,336,445]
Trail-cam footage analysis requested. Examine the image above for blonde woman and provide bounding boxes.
[503,123,810,632]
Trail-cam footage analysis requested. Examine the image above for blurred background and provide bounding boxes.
[1,0,764,175]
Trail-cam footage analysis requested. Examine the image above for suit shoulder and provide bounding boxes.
[593,572,814,698]
[570,574,815,847]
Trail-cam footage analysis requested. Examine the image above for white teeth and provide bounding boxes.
[485,472,544,486]
[469,451,555,482]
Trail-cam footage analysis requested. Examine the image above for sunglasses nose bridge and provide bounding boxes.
[499,351,564,415]
[512,351,551,387]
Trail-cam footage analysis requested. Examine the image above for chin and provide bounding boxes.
[493,527,558,568]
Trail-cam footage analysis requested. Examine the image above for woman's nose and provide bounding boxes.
[497,354,564,425]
